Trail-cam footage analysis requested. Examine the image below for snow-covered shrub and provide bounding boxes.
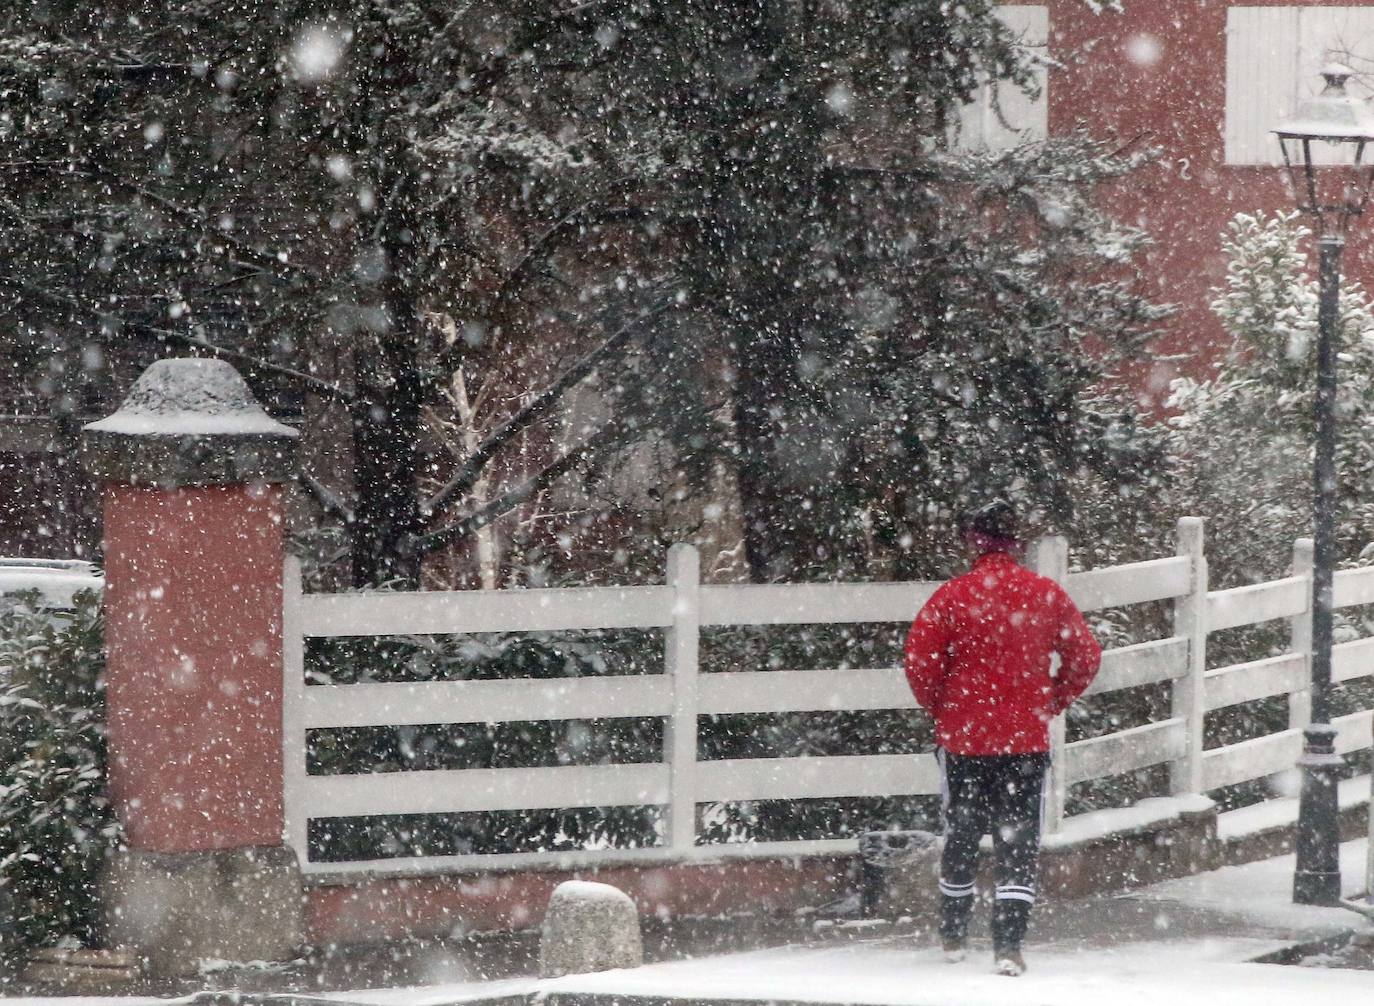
[1169,210,1374,589]
[1167,211,1374,803]
[0,592,118,959]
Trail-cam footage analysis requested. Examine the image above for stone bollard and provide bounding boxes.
[82,358,303,976]
[539,880,644,978]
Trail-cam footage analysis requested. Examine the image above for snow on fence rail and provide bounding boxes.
[281,518,1374,879]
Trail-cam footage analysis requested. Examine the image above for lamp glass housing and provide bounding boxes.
[1273,64,1374,234]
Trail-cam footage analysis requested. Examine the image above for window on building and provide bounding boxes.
[952,5,1050,151]
[1226,6,1374,166]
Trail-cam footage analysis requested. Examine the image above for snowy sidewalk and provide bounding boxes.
[8,842,1373,1006]
[323,839,1374,1006]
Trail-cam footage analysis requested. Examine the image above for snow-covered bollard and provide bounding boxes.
[539,880,644,978]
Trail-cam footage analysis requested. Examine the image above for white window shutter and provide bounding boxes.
[1226,6,1374,166]
[953,5,1050,151]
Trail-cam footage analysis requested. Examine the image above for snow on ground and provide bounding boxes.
[536,939,1374,1006]
[329,839,1374,1006]
[7,842,1374,1006]
[325,977,543,1005]
[1139,835,1369,933]
[326,934,1374,1006]
[1,1000,189,1006]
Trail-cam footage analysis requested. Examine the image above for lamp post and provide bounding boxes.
[1273,64,1374,906]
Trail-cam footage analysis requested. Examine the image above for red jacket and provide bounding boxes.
[904,551,1101,755]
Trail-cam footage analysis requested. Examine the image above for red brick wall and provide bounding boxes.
[1047,0,1374,408]
[305,858,847,944]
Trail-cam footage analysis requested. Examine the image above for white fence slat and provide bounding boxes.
[282,558,309,865]
[1206,576,1308,632]
[695,754,938,803]
[665,544,701,852]
[1334,567,1374,610]
[1202,729,1303,791]
[1290,539,1314,731]
[698,667,911,715]
[301,763,669,819]
[1204,654,1308,712]
[301,584,675,637]
[1085,637,1189,697]
[300,675,672,729]
[1030,535,1070,833]
[279,521,1374,879]
[1063,718,1188,787]
[1065,555,1192,613]
[1335,709,1374,755]
[1334,635,1374,684]
[698,581,934,627]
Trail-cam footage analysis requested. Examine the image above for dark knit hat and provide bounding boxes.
[958,500,1021,551]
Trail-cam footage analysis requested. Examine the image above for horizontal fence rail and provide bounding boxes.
[1066,555,1192,613]
[282,523,1374,880]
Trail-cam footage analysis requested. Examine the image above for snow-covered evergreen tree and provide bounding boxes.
[1,2,1163,587]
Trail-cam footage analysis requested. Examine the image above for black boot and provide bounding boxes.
[939,890,975,960]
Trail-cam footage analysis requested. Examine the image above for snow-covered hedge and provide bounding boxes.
[0,592,118,960]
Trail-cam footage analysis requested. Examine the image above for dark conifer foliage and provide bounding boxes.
[0,2,1162,584]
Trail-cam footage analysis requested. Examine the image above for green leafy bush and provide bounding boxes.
[0,591,119,960]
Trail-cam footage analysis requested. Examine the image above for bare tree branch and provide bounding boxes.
[414,424,619,554]
[458,0,631,100]
[151,328,353,406]
[421,297,676,517]
[42,162,322,282]
[430,201,653,380]
[297,472,356,524]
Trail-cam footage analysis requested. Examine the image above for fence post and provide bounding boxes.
[1171,517,1208,796]
[664,544,701,852]
[1290,538,1314,733]
[1029,534,1070,833]
[281,556,308,872]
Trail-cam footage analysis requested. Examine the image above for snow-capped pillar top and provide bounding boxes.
[82,357,299,487]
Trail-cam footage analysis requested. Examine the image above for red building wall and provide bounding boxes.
[1046,0,1374,408]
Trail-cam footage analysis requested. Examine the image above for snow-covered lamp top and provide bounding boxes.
[1274,65,1374,142]
[1272,65,1374,234]
[82,358,299,487]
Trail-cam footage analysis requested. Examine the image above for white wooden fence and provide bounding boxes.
[282,517,1374,879]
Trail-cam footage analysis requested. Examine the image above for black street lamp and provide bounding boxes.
[1273,64,1374,906]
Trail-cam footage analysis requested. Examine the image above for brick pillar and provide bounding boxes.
[82,358,303,975]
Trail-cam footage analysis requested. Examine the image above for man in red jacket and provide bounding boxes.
[904,501,1101,977]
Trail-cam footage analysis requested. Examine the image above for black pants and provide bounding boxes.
[937,749,1049,953]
